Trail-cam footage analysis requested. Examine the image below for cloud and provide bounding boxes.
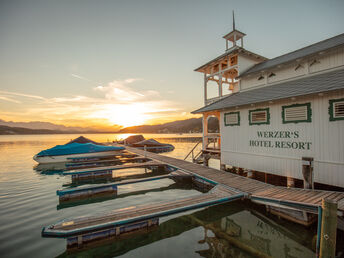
[70,73,102,85]
[51,96,96,103]
[94,79,157,103]
[1,78,183,127]
[0,96,21,104]
[0,90,46,100]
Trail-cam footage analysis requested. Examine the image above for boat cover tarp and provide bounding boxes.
[132,139,170,147]
[36,143,125,157]
[66,136,103,145]
[123,135,145,145]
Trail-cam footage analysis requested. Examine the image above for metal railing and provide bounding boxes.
[184,139,202,161]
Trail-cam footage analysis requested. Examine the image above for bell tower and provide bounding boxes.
[223,11,246,50]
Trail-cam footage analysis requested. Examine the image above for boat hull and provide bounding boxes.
[33,150,122,164]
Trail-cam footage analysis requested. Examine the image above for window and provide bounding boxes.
[224,112,240,126]
[329,98,344,121]
[249,108,270,125]
[282,103,312,124]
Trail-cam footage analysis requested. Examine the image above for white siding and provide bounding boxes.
[220,90,344,187]
[240,75,265,90]
[240,46,344,91]
[309,47,344,73]
[238,55,260,75]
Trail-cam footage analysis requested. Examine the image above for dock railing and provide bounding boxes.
[184,139,202,161]
[204,134,221,151]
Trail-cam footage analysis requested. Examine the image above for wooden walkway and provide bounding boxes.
[63,161,166,176]
[125,146,344,214]
[42,185,243,237]
[42,146,344,239]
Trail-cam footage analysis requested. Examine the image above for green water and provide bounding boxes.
[0,134,316,257]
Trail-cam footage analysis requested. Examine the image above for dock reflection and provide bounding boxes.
[57,181,192,210]
[56,202,314,258]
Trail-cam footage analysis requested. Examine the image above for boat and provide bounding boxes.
[132,139,174,153]
[117,135,145,145]
[33,142,125,164]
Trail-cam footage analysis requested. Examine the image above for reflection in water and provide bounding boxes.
[57,181,193,210]
[0,134,319,258]
[57,203,314,258]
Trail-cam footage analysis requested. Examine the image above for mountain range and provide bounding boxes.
[0,117,219,135]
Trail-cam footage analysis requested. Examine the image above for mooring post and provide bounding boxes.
[302,157,314,189]
[220,163,226,171]
[287,176,295,188]
[319,198,337,258]
[144,145,147,158]
[316,205,322,257]
[247,170,254,178]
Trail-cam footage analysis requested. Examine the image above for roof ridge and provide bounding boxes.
[264,33,344,64]
[240,33,344,77]
[192,68,344,114]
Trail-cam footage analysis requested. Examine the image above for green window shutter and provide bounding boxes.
[249,108,270,125]
[329,98,344,121]
[282,103,312,124]
[224,112,240,126]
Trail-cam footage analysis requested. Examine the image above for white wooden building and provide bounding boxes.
[192,19,344,188]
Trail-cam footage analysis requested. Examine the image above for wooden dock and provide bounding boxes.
[63,161,166,176]
[125,146,344,215]
[57,171,191,201]
[42,146,344,241]
[42,185,244,237]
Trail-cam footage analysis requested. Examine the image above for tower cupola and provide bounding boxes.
[223,11,246,50]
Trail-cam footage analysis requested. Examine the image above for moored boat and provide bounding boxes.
[132,139,174,153]
[33,142,125,164]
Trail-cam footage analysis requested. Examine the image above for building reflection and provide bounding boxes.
[56,202,314,258]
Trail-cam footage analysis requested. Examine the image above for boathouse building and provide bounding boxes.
[192,23,344,189]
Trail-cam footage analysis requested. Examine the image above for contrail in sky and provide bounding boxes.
[0,90,45,100]
[71,74,102,85]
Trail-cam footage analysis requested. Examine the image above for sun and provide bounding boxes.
[89,103,153,128]
[108,104,148,127]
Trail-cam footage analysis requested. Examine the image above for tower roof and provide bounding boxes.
[223,30,246,42]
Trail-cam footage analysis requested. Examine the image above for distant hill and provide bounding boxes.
[0,117,219,135]
[0,125,81,135]
[119,117,219,133]
[0,119,121,133]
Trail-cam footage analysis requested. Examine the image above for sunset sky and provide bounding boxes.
[1,0,343,130]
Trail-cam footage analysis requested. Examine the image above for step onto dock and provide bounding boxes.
[124,146,344,215]
[42,185,244,238]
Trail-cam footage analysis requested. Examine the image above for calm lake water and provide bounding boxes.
[0,134,317,257]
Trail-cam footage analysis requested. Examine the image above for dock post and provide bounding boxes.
[316,206,322,257]
[220,163,226,171]
[287,177,295,188]
[302,157,314,189]
[144,145,147,158]
[247,170,255,179]
[319,199,337,258]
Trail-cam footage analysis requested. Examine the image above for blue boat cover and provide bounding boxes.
[36,143,125,157]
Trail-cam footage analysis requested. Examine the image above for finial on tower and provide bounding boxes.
[232,10,235,30]
[223,11,246,50]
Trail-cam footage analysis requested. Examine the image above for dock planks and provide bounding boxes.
[42,185,243,237]
[125,146,344,214]
[63,161,166,175]
[42,146,344,239]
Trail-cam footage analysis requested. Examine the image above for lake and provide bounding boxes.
[0,134,316,257]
